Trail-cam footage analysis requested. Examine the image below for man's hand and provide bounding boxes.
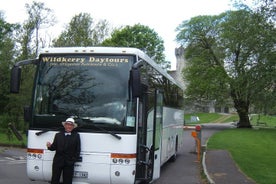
[46,142,52,148]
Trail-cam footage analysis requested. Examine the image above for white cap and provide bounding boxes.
[62,118,78,128]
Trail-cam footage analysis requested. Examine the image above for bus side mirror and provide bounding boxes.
[10,66,21,93]
[131,68,142,98]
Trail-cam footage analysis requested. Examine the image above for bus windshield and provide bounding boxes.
[32,54,136,131]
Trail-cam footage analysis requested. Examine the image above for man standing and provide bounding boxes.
[47,118,81,184]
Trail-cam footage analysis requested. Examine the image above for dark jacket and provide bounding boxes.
[48,130,81,166]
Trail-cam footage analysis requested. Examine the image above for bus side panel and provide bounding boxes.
[161,107,184,165]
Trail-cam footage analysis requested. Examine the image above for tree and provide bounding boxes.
[101,24,169,69]
[17,1,55,101]
[176,10,275,128]
[7,2,55,129]
[0,12,26,132]
[0,12,18,113]
[234,0,275,22]
[53,13,110,47]
[23,1,55,56]
[233,1,276,115]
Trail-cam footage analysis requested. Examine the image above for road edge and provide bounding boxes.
[202,151,215,184]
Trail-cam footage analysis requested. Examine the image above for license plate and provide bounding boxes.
[74,171,88,178]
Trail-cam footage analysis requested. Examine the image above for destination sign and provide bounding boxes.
[41,56,130,67]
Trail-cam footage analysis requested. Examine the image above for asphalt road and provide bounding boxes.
[154,123,234,184]
[0,147,47,184]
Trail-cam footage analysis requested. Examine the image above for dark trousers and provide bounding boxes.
[51,163,74,184]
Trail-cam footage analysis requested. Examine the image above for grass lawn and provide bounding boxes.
[185,113,239,124]
[0,131,27,147]
[185,113,276,128]
[207,128,276,184]
[250,114,276,127]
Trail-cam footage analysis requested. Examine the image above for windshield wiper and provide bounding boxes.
[50,111,75,117]
[85,117,121,125]
[36,127,62,136]
[79,117,121,140]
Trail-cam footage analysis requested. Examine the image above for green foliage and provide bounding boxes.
[5,2,54,130]
[6,64,36,127]
[0,39,14,111]
[208,129,276,184]
[53,13,110,47]
[235,0,276,23]
[177,14,230,104]
[176,9,276,127]
[0,2,56,132]
[101,24,169,69]
[0,113,14,129]
[22,1,55,56]
[0,12,18,113]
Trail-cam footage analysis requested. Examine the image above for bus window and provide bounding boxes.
[33,54,134,131]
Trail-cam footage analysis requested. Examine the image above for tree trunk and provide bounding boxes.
[236,106,251,128]
[231,91,252,128]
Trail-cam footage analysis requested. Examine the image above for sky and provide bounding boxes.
[1,0,232,69]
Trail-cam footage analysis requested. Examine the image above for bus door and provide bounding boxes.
[152,89,163,180]
[135,88,163,183]
[135,84,153,183]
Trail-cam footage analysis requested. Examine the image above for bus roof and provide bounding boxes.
[40,47,184,90]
